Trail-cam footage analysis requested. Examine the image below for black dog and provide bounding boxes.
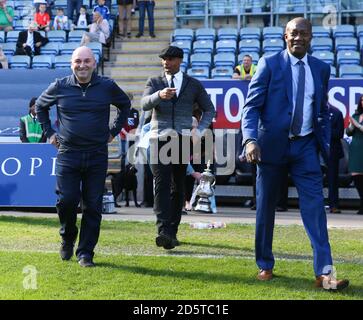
[107,164,140,208]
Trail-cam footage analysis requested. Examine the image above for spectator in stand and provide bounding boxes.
[327,105,344,214]
[346,95,363,215]
[67,0,82,21]
[119,92,139,170]
[20,97,47,143]
[0,0,14,32]
[34,0,55,17]
[80,11,110,45]
[34,3,51,32]
[0,45,8,69]
[232,54,257,80]
[53,7,69,31]
[93,0,110,21]
[15,21,49,57]
[72,5,92,30]
[135,0,155,38]
[117,0,134,38]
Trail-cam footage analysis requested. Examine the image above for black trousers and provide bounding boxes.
[150,136,188,237]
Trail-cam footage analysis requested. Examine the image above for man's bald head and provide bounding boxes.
[71,46,97,83]
[284,17,312,59]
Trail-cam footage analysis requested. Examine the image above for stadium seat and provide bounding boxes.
[171,40,192,55]
[262,27,284,39]
[238,52,260,65]
[312,26,331,38]
[32,55,53,69]
[193,40,214,54]
[277,0,290,13]
[55,0,67,9]
[181,54,189,69]
[216,40,237,54]
[59,42,79,55]
[41,42,60,56]
[339,65,363,78]
[190,53,212,68]
[13,19,27,31]
[217,28,238,41]
[312,51,334,65]
[1,42,16,56]
[9,55,31,69]
[209,1,225,15]
[335,37,357,51]
[173,29,194,42]
[195,28,216,41]
[240,27,261,40]
[291,0,305,12]
[337,51,361,66]
[311,38,333,51]
[86,42,103,57]
[211,66,233,79]
[238,39,260,53]
[54,55,72,69]
[333,25,355,38]
[213,52,236,68]
[6,31,20,43]
[68,30,86,42]
[262,38,284,53]
[330,65,336,78]
[0,31,4,43]
[356,25,363,38]
[187,66,210,79]
[47,30,67,43]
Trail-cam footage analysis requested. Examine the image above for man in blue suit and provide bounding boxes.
[242,17,349,291]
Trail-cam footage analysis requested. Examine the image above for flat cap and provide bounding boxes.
[159,46,184,59]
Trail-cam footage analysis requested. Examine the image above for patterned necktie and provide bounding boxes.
[291,60,305,136]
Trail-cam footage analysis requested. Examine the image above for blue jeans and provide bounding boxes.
[138,1,155,35]
[56,146,108,260]
[67,0,82,20]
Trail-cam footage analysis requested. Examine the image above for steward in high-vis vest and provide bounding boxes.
[19,97,47,143]
[232,54,257,80]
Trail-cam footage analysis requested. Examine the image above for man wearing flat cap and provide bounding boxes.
[141,45,215,250]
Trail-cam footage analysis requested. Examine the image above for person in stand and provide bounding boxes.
[233,54,257,80]
[241,17,349,290]
[20,97,47,143]
[36,46,130,267]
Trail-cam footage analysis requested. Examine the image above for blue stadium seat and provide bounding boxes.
[190,53,212,68]
[262,27,284,39]
[262,38,284,53]
[14,0,30,10]
[41,42,60,56]
[277,0,290,13]
[213,52,236,68]
[173,29,194,42]
[238,39,260,53]
[240,27,261,40]
[86,42,103,57]
[216,40,237,54]
[195,28,216,41]
[6,31,20,43]
[181,54,189,69]
[312,51,334,65]
[0,31,4,43]
[337,51,361,66]
[54,55,72,69]
[330,65,336,78]
[333,25,355,38]
[312,26,331,38]
[55,0,67,9]
[291,0,305,12]
[335,37,357,51]
[68,30,86,42]
[339,65,363,78]
[211,66,233,79]
[60,42,79,55]
[193,40,214,54]
[9,55,31,69]
[217,28,238,41]
[357,25,363,38]
[1,42,16,56]
[311,38,333,51]
[47,30,67,43]
[32,55,53,69]
[238,52,260,65]
[171,40,192,55]
[13,19,27,31]
[187,67,210,79]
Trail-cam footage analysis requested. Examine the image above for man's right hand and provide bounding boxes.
[50,134,59,149]
[158,88,177,100]
[245,141,261,164]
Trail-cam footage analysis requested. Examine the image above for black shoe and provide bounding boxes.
[250,204,256,210]
[60,241,74,261]
[135,33,143,38]
[357,210,363,215]
[149,33,156,38]
[78,257,95,267]
[276,206,288,212]
[155,234,175,250]
[171,237,181,247]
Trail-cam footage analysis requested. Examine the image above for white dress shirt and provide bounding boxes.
[26,31,34,51]
[288,51,315,137]
[165,70,183,97]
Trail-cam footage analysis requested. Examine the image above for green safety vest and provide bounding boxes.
[21,114,44,143]
[236,63,257,79]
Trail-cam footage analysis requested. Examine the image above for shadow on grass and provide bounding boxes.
[0,215,59,228]
[95,262,363,299]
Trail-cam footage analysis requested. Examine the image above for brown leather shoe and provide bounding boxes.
[257,269,273,281]
[315,275,349,291]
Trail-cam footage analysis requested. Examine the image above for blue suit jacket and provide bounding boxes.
[242,49,331,164]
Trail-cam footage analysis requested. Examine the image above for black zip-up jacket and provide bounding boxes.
[35,73,131,151]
